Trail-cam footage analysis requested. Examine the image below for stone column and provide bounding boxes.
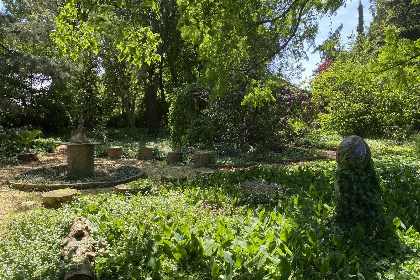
[67,144,95,178]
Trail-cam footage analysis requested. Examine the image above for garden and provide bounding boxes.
[1,133,420,279]
[1,0,420,279]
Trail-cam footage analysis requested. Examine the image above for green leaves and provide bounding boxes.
[52,0,162,67]
[241,80,275,108]
[14,129,42,152]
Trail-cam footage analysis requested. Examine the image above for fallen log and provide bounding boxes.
[61,218,106,280]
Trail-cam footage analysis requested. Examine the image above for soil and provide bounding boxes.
[0,149,336,235]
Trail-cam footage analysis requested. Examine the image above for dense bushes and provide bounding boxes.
[311,29,420,139]
[169,81,317,154]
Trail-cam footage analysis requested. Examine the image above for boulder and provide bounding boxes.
[336,135,371,169]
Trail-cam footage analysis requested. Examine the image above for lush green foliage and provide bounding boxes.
[334,161,384,230]
[170,82,318,155]
[2,139,420,279]
[311,0,420,138]
[14,129,42,152]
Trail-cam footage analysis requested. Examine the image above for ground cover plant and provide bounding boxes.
[1,138,420,279]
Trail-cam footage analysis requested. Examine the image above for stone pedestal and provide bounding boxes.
[58,142,103,178]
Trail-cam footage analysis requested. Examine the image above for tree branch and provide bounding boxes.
[0,42,14,55]
[370,53,420,73]
[255,0,300,26]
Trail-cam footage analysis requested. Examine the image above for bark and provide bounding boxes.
[61,219,106,280]
[144,64,159,134]
[122,91,137,141]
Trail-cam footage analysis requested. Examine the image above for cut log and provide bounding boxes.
[167,152,183,164]
[17,153,38,162]
[107,147,123,159]
[139,147,154,160]
[193,153,210,168]
[42,189,78,208]
[61,219,106,280]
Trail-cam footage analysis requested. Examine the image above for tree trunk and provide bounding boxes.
[61,219,106,280]
[144,64,159,134]
[122,92,137,140]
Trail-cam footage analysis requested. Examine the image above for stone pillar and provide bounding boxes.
[67,144,95,178]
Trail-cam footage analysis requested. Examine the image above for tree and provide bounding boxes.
[0,0,75,132]
[53,0,346,111]
[177,0,346,105]
[356,1,364,37]
[310,0,420,137]
[53,0,201,134]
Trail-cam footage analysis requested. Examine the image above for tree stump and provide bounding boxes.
[195,167,215,176]
[167,152,183,164]
[61,219,106,280]
[161,172,187,183]
[193,152,210,168]
[140,147,154,160]
[18,153,38,162]
[107,147,123,159]
[42,189,78,208]
[115,185,136,195]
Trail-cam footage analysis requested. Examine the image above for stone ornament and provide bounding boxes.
[71,117,89,143]
[336,135,371,169]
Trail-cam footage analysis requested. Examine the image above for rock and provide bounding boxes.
[42,188,78,208]
[55,145,67,154]
[336,135,371,169]
[115,185,136,195]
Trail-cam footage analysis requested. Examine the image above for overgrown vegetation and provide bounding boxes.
[1,0,420,278]
[1,139,420,279]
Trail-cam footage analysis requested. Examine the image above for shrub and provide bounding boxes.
[170,81,318,155]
